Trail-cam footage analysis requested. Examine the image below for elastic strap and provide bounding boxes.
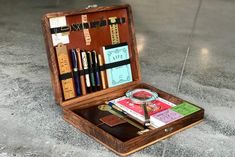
[59,72,73,80]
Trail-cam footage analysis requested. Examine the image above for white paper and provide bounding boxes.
[49,16,69,46]
[157,97,176,107]
[51,33,69,46]
[150,117,166,128]
[49,16,67,28]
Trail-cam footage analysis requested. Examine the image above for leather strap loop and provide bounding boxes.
[59,72,73,80]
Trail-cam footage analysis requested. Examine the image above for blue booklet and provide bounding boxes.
[103,43,132,87]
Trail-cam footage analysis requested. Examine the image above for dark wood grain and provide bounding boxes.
[42,4,204,156]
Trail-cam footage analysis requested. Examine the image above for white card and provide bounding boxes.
[49,16,67,28]
[51,33,69,46]
[157,97,176,107]
[150,117,166,128]
[49,16,69,46]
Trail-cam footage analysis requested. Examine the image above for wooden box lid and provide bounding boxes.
[42,4,141,108]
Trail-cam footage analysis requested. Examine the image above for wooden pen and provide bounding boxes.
[98,54,107,89]
[76,48,87,95]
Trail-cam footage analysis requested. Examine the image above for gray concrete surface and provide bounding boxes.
[0,0,234,157]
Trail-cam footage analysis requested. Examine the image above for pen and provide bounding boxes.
[81,50,91,93]
[76,48,87,95]
[98,54,107,89]
[92,50,101,90]
[87,51,96,92]
[106,101,128,115]
[71,49,81,96]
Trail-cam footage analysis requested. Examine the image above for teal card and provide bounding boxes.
[103,43,132,87]
[170,102,200,116]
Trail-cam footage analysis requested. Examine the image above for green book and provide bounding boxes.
[103,43,132,87]
[170,102,200,116]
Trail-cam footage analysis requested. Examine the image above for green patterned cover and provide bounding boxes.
[171,102,200,116]
[103,43,132,87]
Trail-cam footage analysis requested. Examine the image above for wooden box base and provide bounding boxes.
[62,83,204,156]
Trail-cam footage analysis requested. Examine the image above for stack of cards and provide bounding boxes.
[109,96,201,128]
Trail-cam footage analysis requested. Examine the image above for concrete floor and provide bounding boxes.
[0,0,234,156]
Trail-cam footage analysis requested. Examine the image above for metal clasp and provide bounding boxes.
[86,4,98,9]
[164,127,174,132]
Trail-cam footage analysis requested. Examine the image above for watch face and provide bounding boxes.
[126,88,158,104]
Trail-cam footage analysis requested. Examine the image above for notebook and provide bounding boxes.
[103,43,132,87]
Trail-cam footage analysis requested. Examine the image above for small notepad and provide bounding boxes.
[103,43,132,87]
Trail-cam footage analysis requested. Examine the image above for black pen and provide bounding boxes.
[71,49,82,96]
[87,51,96,92]
[91,50,101,90]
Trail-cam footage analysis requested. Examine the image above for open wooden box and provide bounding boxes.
[42,4,204,156]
